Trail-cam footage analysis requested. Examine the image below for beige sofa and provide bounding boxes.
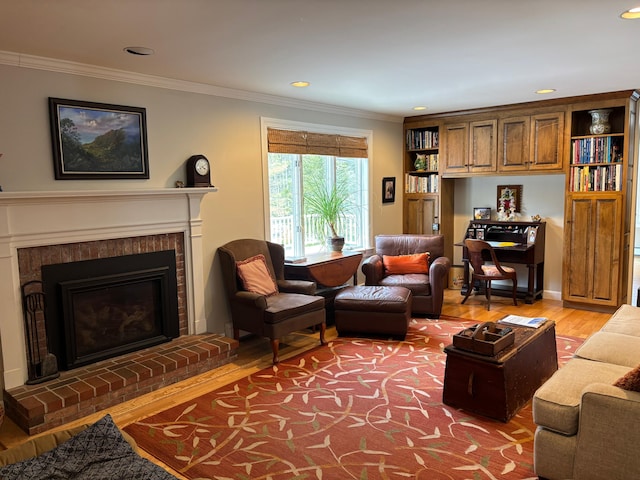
[532,304,640,479]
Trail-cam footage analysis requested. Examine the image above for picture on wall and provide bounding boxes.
[382,177,396,203]
[48,98,149,180]
[497,184,522,218]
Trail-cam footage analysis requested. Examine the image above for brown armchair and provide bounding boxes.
[218,239,326,363]
[361,234,451,318]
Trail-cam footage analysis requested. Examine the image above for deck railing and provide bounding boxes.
[271,214,358,252]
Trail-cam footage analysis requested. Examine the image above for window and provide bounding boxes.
[262,120,371,258]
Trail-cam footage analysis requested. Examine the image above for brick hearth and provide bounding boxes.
[4,333,238,435]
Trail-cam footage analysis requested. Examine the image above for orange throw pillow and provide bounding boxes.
[236,254,278,296]
[383,253,430,274]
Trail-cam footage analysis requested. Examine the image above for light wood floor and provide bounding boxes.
[0,288,614,473]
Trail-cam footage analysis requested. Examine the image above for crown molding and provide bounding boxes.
[0,50,401,123]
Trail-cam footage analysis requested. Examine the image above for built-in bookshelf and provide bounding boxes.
[568,107,625,192]
[402,122,453,254]
[405,126,439,193]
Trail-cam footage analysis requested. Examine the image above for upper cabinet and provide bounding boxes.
[442,120,497,175]
[497,112,564,172]
[420,105,566,177]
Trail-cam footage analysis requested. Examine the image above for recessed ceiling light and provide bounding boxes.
[413,106,427,111]
[536,89,556,94]
[123,46,155,56]
[291,81,310,88]
[621,7,640,19]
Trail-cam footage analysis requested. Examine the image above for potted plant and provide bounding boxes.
[305,179,351,252]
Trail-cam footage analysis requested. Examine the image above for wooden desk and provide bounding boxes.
[284,251,363,287]
[457,220,546,304]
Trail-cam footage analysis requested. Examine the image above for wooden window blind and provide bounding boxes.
[267,128,368,158]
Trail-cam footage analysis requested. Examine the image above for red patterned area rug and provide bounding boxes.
[124,317,581,480]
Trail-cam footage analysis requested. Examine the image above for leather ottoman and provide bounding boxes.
[334,285,412,338]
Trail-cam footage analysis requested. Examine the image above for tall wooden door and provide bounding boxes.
[563,193,622,306]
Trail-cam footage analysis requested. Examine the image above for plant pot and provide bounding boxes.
[329,236,345,252]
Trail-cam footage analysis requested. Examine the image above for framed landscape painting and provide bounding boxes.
[48,98,149,179]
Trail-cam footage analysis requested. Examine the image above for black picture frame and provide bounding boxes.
[48,98,149,180]
[473,207,491,220]
[382,177,396,203]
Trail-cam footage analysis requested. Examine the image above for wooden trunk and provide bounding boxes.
[442,321,558,422]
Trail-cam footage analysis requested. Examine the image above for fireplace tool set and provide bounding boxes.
[21,280,59,384]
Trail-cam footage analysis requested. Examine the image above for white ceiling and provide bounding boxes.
[1,0,639,119]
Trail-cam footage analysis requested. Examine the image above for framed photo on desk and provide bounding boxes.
[527,226,538,244]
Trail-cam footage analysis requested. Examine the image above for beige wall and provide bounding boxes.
[0,59,572,339]
[0,63,404,335]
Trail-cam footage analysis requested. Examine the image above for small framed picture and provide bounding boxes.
[382,177,396,203]
[476,228,485,240]
[467,228,475,239]
[527,226,538,244]
[473,207,491,220]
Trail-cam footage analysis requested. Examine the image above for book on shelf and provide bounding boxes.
[571,136,622,165]
[404,173,438,193]
[498,314,547,328]
[406,129,439,150]
[570,163,621,192]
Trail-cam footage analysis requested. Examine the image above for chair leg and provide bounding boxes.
[512,277,518,306]
[461,279,473,304]
[486,280,492,311]
[271,338,280,364]
[319,322,327,345]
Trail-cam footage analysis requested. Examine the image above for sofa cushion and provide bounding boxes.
[574,331,640,368]
[614,363,640,391]
[532,358,631,436]
[601,304,640,336]
[382,253,429,274]
[236,254,278,296]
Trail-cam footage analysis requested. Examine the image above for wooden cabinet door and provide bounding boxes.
[497,116,530,172]
[404,196,438,234]
[469,119,497,173]
[530,112,564,171]
[563,193,621,306]
[442,123,469,174]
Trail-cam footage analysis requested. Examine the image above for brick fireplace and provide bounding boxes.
[0,188,238,434]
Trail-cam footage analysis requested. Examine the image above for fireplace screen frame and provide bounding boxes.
[42,250,180,370]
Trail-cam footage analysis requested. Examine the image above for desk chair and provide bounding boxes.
[461,239,518,311]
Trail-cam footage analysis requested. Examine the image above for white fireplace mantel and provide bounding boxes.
[0,188,216,390]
